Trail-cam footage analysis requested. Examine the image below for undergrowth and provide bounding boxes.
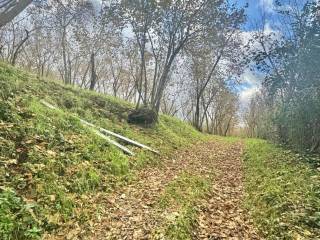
[244,139,320,239]
[0,62,208,239]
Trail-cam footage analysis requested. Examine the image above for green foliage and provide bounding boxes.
[244,139,320,239]
[109,151,129,175]
[253,2,320,152]
[0,189,41,240]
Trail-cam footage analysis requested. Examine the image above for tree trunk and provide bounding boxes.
[194,95,201,131]
[11,29,29,65]
[136,40,146,109]
[61,27,69,84]
[68,55,72,84]
[224,117,232,136]
[153,69,169,114]
[89,52,97,91]
[0,0,32,28]
[80,62,90,88]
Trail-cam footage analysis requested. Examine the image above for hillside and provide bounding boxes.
[1,63,319,240]
[1,0,320,239]
[0,62,209,239]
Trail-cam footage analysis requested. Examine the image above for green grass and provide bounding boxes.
[154,172,211,239]
[244,139,320,239]
[0,188,42,240]
[0,62,209,239]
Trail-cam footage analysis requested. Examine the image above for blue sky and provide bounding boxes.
[231,0,263,29]
[232,0,275,109]
[231,0,309,30]
[229,0,271,108]
[231,0,309,108]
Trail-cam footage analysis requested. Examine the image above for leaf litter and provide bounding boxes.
[81,140,261,240]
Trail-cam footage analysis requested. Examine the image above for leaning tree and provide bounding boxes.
[0,0,32,28]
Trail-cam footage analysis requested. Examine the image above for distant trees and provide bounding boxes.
[119,0,245,117]
[246,1,320,152]
[0,18,30,64]
[0,0,248,135]
[1,0,315,143]
[186,31,244,131]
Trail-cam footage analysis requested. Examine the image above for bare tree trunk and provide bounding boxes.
[224,116,232,136]
[153,55,177,114]
[61,27,69,84]
[11,29,29,65]
[68,55,72,84]
[0,0,32,28]
[153,69,169,114]
[136,34,146,109]
[205,111,209,133]
[80,61,90,88]
[89,52,97,91]
[194,94,201,131]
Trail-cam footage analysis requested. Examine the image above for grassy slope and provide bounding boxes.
[0,62,209,239]
[244,139,320,239]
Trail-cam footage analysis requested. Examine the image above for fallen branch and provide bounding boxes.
[40,100,133,155]
[40,99,57,110]
[91,129,134,156]
[80,119,159,155]
[40,100,159,155]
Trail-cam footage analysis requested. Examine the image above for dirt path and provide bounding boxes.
[84,140,260,239]
[195,142,260,239]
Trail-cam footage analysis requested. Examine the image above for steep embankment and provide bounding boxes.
[0,62,209,239]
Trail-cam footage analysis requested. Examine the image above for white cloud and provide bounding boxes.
[240,86,259,105]
[263,22,275,35]
[237,83,259,127]
[241,69,263,86]
[259,0,275,13]
[238,69,263,109]
[237,23,279,110]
